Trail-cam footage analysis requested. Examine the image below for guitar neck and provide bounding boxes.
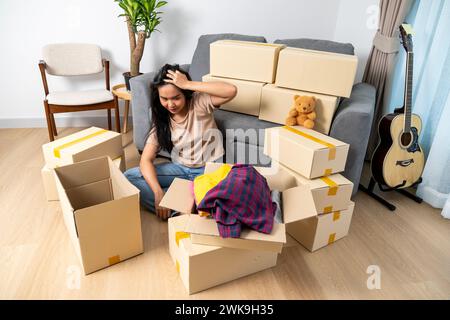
[403,52,413,132]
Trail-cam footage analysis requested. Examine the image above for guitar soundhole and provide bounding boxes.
[401,132,412,147]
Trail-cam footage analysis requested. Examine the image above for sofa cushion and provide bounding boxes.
[213,109,278,147]
[189,33,267,81]
[273,38,354,55]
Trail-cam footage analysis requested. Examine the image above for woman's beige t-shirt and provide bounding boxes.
[146,92,225,168]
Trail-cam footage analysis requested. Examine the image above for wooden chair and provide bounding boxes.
[38,43,120,141]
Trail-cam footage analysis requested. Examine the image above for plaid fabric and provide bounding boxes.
[197,164,276,238]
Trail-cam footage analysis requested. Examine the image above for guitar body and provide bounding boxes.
[371,113,424,188]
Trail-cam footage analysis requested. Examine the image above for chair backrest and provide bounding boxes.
[42,43,103,76]
[189,33,267,81]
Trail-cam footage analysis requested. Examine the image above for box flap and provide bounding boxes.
[282,185,318,223]
[54,156,110,189]
[66,178,113,211]
[184,214,286,253]
[159,178,195,214]
[108,157,139,199]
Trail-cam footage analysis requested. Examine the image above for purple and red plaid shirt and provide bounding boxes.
[197,164,276,238]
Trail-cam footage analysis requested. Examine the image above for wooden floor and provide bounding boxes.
[0,127,449,300]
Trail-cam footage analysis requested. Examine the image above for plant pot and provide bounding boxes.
[123,72,143,91]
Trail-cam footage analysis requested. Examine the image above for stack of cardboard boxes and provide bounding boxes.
[203,40,358,135]
[40,127,143,274]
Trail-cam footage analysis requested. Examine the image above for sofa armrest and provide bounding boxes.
[130,63,191,152]
[330,82,376,196]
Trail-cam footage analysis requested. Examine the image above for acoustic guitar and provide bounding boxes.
[371,24,424,189]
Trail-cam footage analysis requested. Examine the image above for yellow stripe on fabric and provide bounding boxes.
[108,255,121,266]
[333,211,341,221]
[323,206,333,214]
[282,126,336,160]
[53,129,108,158]
[175,231,190,247]
[321,176,339,196]
[328,233,336,244]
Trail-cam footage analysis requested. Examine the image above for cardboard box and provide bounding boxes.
[160,175,286,253]
[275,47,358,98]
[42,127,123,168]
[54,156,143,274]
[168,215,278,294]
[210,40,285,83]
[277,161,353,214]
[202,74,265,116]
[259,84,340,135]
[41,154,125,202]
[264,125,349,179]
[286,202,355,252]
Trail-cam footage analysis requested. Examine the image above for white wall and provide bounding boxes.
[0,0,378,128]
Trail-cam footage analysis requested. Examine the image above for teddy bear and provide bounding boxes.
[285,95,317,129]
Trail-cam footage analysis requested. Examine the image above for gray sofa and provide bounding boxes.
[130,34,376,196]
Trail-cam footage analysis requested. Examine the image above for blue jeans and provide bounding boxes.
[124,161,207,214]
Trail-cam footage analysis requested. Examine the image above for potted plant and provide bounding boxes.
[115,0,168,90]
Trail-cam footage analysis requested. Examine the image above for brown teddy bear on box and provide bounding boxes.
[285,95,317,129]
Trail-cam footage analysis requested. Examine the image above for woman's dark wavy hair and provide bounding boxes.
[150,64,193,153]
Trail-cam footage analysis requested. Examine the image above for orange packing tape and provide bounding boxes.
[333,211,341,221]
[108,255,121,266]
[283,126,336,160]
[175,231,190,247]
[328,233,336,244]
[53,129,109,158]
[321,176,339,196]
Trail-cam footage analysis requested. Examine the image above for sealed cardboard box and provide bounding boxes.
[277,161,353,214]
[259,84,340,135]
[275,47,358,98]
[264,125,349,179]
[168,215,278,294]
[42,127,123,168]
[286,202,355,252]
[202,74,265,116]
[54,156,143,274]
[160,175,286,253]
[41,153,125,202]
[210,40,285,83]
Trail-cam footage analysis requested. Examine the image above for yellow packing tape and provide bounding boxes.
[323,206,333,214]
[324,168,333,176]
[53,129,109,158]
[108,255,121,266]
[176,260,180,274]
[175,231,190,247]
[333,211,341,221]
[282,126,336,161]
[321,176,339,196]
[328,233,336,244]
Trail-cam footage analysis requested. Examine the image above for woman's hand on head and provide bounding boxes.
[165,70,190,90]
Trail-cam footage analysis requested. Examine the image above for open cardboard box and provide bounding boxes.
[168,215,278,294]
[264,125,349,179]
[203,74,265,116]
[210,40,285,83]
[42,127,123,168]
[275,47,358,98]
[41,154,125,202]
[54,156,143,274]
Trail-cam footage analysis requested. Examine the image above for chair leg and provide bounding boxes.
[107,109,112,130]
[50,113,57,136]
[114,97,121,133]
[43,101,54,141]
